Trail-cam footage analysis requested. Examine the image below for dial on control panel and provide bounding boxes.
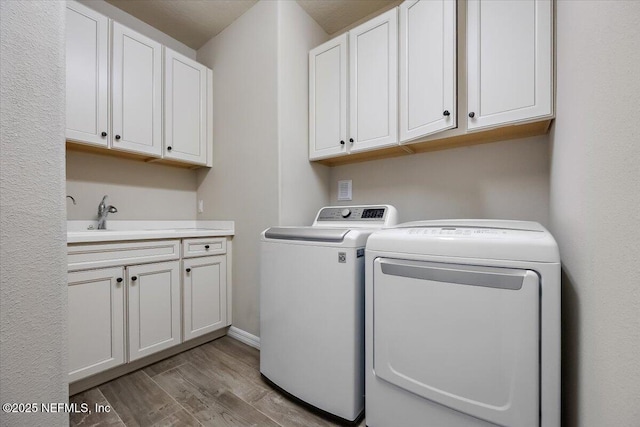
[341,208,351,218]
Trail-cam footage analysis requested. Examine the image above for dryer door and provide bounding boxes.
[373,258,539,427]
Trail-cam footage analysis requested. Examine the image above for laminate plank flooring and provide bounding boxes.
[70,336,366,427]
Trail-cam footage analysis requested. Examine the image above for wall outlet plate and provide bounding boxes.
[338,180,352,201]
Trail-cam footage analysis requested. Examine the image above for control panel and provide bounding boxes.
[404,227,540,239]
[313,205,398,227]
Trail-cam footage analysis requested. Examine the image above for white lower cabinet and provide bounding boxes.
[183,255,227,341]
[68,267,125,383]
[67,236,231,383]
[127,260,181,361]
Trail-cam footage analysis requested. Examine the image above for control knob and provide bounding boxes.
[341,208,351,218]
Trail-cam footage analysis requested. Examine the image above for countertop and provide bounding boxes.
[67,220,234,244]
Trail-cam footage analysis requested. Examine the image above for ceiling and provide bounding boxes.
[104,0,397,50]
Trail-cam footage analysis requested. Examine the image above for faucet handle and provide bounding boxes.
[100,195,108,205]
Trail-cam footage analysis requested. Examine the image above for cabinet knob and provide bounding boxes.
[204,245,210,250]
[443,110,450,116]
[167,146,172,151]
[131,276,137,281]
[340,140,345,145]
[115,135,121,140]
[101,132,107,137]
[186,268,191,273]
[349,138,354,143]
[468,112,475,118]
[116,278,123,283]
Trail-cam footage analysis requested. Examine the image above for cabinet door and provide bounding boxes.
[349,8,398,153]
[65,1,109,147]
[399,0,456,143]
[128,261,180,361]
[309,34,348,160]
[164,48,208,165]
[68,267,125,382]
[467,0,553,130]
[183,255,228,341]
[112,22,163,157]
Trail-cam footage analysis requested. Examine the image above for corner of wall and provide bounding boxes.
[276,0,331,226]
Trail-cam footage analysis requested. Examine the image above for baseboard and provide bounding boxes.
[228,326,261,349]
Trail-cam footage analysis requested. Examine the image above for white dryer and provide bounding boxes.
[365,220,560,427]
[260,205,398,422]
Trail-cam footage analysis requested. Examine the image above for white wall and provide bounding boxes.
[196,0,330,336]
[66,151,197,220]
[550,1,640,426]
[78,0,195,59]
[197,0,281,336]
[277,1,330,226]
[330,136,550,225]
[0,1,68,426]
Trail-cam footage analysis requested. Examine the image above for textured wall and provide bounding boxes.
[66,151,197,221]
[0,1,68,426]
[550,1,640,426]
[330,136,550,226]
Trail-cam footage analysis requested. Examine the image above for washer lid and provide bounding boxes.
[262,226,374,247]
[367,220,560,263]
[264,227,349,242]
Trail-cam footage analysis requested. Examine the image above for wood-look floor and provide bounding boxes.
[70,336,366,427]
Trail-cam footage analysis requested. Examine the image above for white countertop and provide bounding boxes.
[67,220,234,243]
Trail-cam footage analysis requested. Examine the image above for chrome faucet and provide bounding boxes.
[97,195,118,230]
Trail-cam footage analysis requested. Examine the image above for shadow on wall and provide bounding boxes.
[329,136,551,226]
[66,149,197,191]
[561,267,580,427]
[65,150,198,220]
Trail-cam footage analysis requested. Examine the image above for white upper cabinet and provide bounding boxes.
[309,34,349,160]
[65,1,109,147]
[349,8,398,153]
[467,0,553,130]
[164,48,208,165]
[399,0,456,143]
[111,22,163,157]
[65,8,213,167]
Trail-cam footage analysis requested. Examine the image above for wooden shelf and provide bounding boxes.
[66,141,206,170]
[313,119,552,167]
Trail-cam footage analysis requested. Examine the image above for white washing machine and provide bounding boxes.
[365,220,560,427]
[260,205,398,422]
